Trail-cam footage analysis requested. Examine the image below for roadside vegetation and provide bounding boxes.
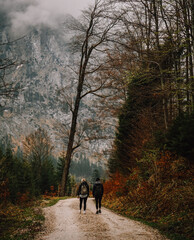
[103,166,193,240]
[0,195,68,240]
[103,78,194,240]
[0,200,44,240]
[103,76,193,240]
[102,1,194,239]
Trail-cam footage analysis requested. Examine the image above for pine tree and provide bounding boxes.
[166,111,194,164]
[91,169,100,184]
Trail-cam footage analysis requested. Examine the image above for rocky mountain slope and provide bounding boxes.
[0,16,114,160]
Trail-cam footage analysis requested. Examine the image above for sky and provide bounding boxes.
[0,0,93,35]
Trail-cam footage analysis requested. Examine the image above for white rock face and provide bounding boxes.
[0,17,115,162]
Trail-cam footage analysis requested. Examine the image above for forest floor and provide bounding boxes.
[36,198,169,240]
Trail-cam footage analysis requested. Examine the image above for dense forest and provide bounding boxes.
[0,0,193,239]
[102,0,194,239]
[0,129,104,203]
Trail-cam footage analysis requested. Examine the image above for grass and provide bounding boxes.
[102,199,193,240]
[0,201,45,240]
[0,196,68,240]
[42,196,68,207]
[125,215,191,240]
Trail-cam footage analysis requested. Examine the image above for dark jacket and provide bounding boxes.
[93,180,104,197]
[77,181,89,198]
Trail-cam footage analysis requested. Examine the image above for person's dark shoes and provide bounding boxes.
[99,209,101,213]
[96,210,99,214]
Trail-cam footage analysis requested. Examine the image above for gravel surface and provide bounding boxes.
[36,198,168,240]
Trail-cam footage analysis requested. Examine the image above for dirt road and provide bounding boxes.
[36,198,168,240]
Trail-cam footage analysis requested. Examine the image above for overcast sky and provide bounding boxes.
[0,0,93,35]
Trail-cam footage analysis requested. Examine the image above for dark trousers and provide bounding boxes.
[95,196,102,209]
[80,197,87,210]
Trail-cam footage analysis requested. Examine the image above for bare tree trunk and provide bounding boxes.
[153,0,160,50]
[60,96,81,196]
[60,25,93,196]
[192,0,194,109]
[181,0,193,113]
[60,0,117,196]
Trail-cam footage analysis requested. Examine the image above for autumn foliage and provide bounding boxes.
[104,150,193,239]
[104,172,127,196]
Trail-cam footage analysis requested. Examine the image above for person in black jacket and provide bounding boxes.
[93,178,104,214]
[77,178,89,214]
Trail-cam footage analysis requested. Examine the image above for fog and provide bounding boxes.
[0,0,93,35]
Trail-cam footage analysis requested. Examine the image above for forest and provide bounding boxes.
[0,0,194,239]
[101,0,194,240]
[0,129,104,201]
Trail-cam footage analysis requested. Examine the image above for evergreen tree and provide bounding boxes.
[57,153,66,184]
[4,147,19,202]
[23,128,54,195]
[166,111,194,164]
[108,71,163,175]
[0,145,30,203]
[91,169,100,183]
[41,158,57,194]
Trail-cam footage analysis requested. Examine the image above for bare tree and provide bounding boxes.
[0,56,18,98]
[0,38,24,108]
[23,128,54,186]
[60,0,119,196]
[113,0,193,123]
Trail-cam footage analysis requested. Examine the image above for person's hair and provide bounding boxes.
[81,178,86,182]
[96,177,100,181]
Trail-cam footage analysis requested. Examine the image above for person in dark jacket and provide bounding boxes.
[77,178,89,214]
[93,177,104,214]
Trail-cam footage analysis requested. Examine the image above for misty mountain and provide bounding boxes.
[0,15,113,164]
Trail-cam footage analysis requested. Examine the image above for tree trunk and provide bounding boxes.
[192,0,194,109]
[60,0,109,196]
[60,82,83,195]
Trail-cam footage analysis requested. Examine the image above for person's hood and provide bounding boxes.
[95,180,101,184]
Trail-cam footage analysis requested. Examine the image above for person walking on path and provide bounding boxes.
[77,178,89,214]
[93,177,104,214]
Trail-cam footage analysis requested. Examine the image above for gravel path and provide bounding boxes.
[36,198,168,240]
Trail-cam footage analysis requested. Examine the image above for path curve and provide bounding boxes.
[36,198,168,240]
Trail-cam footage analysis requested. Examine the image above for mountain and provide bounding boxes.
[0,16,114,163]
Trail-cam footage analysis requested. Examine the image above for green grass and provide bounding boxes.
[126,216,191,240]
[0,196,69,239]
[102,202,193,240]
[43,196,67,207]
[0,202,45,240]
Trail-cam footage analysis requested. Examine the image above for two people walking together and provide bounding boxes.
[77,177,104,214]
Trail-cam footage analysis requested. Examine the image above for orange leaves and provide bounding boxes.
[43,186,57,198]
[17,192,30,204]
[103,172,127,196]
[156,150,173,169]
[1,180,30,204]
[0,203,24,219]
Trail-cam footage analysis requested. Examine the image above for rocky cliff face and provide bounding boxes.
[0,22,69,147]
[0,17,114,159]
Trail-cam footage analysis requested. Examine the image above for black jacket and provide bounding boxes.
[93,181,104,197]
[77,181,89,198]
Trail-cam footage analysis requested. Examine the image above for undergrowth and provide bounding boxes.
[0,201,44,240]
[103,197,193,240]
[103,154,194,240]
[0,196,68,239]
